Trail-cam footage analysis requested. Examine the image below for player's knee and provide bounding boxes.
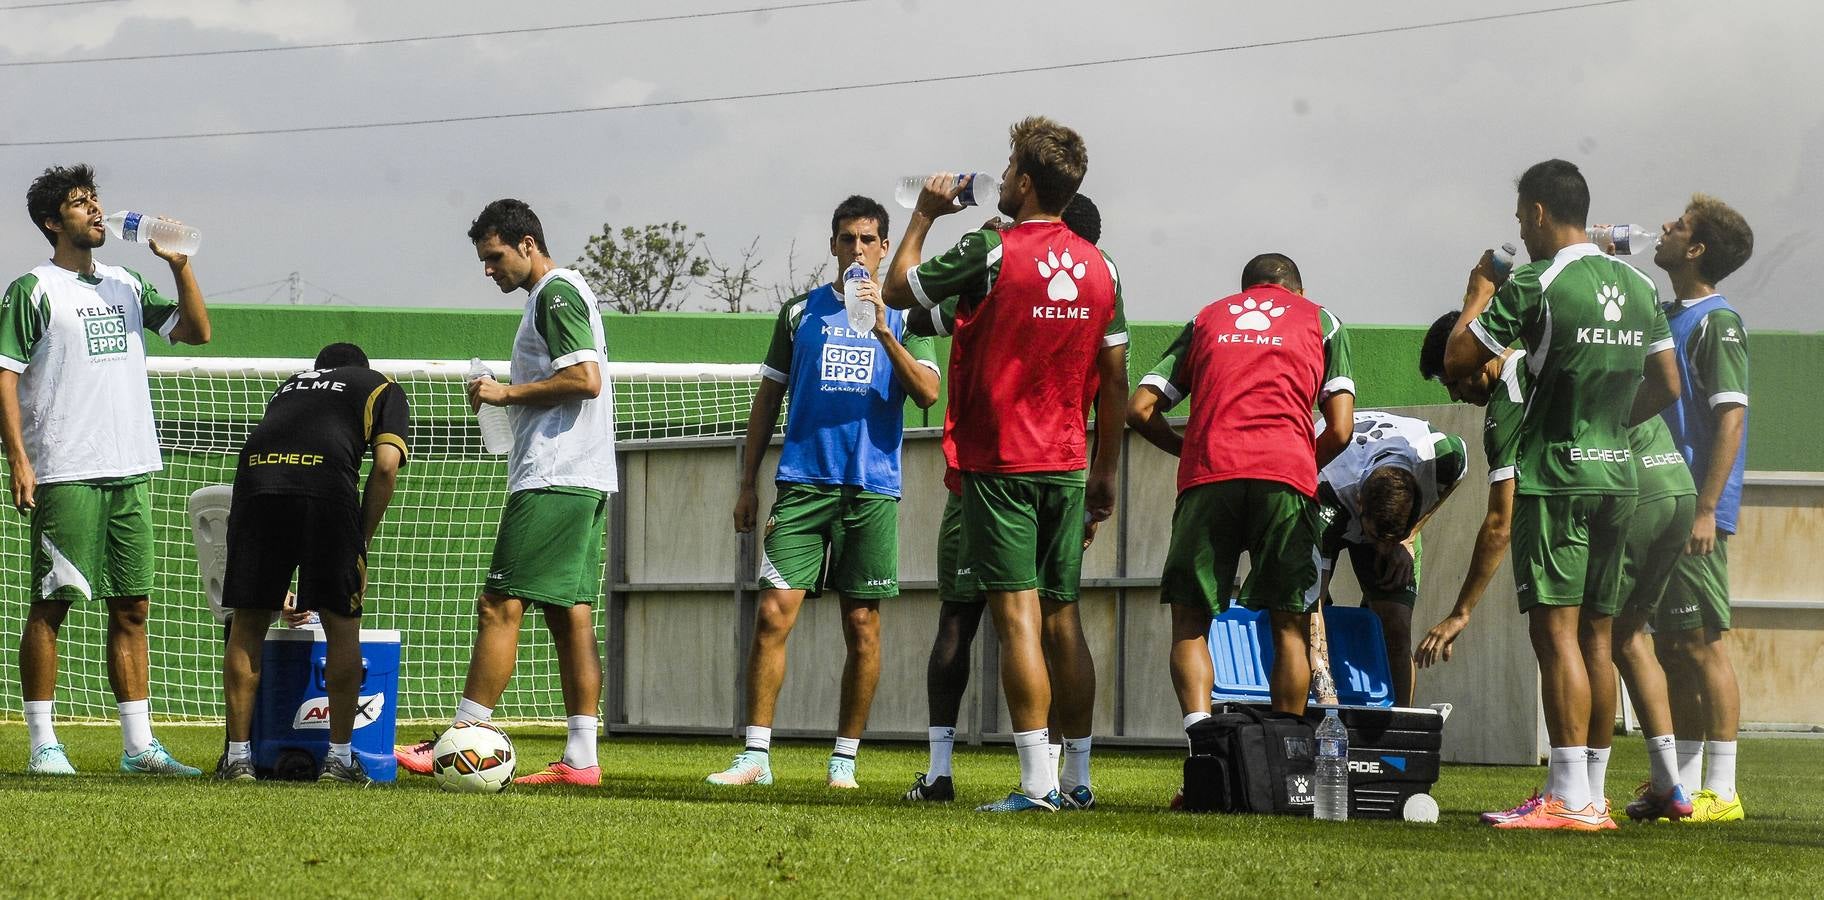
[754,602,795,641]
[26,601,70,632]
[107,600,148,632]
[474,595,521,629]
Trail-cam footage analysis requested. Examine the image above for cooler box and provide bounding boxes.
[250,628,401,782]
[1209,606,1394,707]
[1209,607,1444,819]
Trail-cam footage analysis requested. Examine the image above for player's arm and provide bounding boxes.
[472,360,600,409]
[1443,251,1507,380]
[0,370,32,514]
[0,279,44,514]
[1414,477,1515,668]
[882,173,971,310]
[861,281,940,409]
[1315,308,1356,468]
[144,229,211,345]
[1686,311,1750,555]
[1629,300,1681,426]
[360,443,404,546]
[470,280,602,409]
[735,303,795,533]
[1088,343,1128,523]
[1688,403,1745,556]
[1128,320,1193,457]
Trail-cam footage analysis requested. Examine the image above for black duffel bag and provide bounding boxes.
[1182,703,1317,815]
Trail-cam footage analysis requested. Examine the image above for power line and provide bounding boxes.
[0,0,867,68]
[0,0,1642,148]
[0,0,125,10]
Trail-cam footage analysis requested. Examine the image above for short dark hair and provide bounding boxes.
[468,198,549,256]
[1515,159,1589,228]
[1240,253,1301,292]
[314,342,369,369]
[1419,311,1460,381]
[1361,467,1420,541]
[1061,192,1101,245]
[830,194,888,239]
[26,164,97,247]
[1009,116,1088,213]
[1686,193,1754,284]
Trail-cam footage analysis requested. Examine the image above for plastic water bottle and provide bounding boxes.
[1489,242,1519,278]
[894,172,1000,209]
[842,262,875,334]
[1315,709,1350,821]
[467,358,513,455]
[103,211,201,256]
[1588,224,1657,255]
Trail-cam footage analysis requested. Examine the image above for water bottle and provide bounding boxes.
[1489,242,1519,278]
[467,358,513,455]
[894,172,1000,209]
[103,211,201,256]
[842,262,875,334]
[1588,224,1657,255]
[1315,709,1350,821]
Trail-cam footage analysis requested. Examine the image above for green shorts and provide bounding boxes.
[959,471,1085,603]
[936,492,979,604]
[30,477,154,602]
[759,483,899,599]
[1657,534,1731,633]
[1620,493,1697,618]
[483,487,608,607]
[1509,492,1635,615]
[1163,479,1321,615]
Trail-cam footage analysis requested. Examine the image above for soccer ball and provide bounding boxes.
[431,721,516,793]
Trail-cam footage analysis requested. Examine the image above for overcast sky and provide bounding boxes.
[1,0,1817,332]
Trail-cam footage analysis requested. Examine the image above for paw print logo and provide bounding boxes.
[1598,283,1626,322]
[1036,249,1087,302]
[1228,296,1285,331]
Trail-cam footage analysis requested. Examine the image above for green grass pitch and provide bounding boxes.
[1,727,1820,896]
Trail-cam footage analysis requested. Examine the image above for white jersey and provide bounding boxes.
[506,268,617,494]
[0,261,180,483]
[1320,410,1465,544]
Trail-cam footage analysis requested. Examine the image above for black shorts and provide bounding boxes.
[223,493,366,617]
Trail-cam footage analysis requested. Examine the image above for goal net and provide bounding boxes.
[0,358,765,725]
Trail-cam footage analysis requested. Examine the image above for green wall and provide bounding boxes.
[156,305,1818,472]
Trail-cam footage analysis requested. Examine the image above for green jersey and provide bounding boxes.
[1467,244,1673,496]
[1631,415,1696,504]
[1482,351,1530,485]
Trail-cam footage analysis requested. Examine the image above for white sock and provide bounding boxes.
[327,742,353,766]
[1061,736,1092,792]
[565,715,599,769]
[1676,739,1705,790]
[1704,740,1737,801]
[1013,728,1052,799]
[1646,734,1679,791]
[1183,711,1211,751]
[226,740,252,763]
[927,726,956,778]
[453,697,493,725]
[1549,746,1591,809]
[118,699,153,756]
[1586,746,1612,802]
[24,700,56,754]
[832,736,859,760]
[1046,741,1061,783]
[743,725,772,754]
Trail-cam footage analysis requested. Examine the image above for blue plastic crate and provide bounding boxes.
[1209,605,1393,707]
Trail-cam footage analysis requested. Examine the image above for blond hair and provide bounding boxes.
[1008,116,1088,213]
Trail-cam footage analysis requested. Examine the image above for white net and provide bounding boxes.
[0,358,764,724]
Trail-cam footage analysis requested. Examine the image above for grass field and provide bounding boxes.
[1,726,1819,897]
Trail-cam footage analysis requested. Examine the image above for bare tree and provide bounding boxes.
[769,238,830,307]
[574,222,710,314]
[704,237,765,313]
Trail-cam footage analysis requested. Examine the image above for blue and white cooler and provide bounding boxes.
[249,628,402,782]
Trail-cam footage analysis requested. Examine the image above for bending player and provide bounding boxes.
[902,194,1105,805]
[217,343,409,784]
[1647,195,1754,823]
[1442,159,1679,832]
[706,195,939,789]
[2,164,213,776]
[1128,254,1353,772]
[1244,410,1466,707]
[396,199,616,787]
[884,118,1128,813]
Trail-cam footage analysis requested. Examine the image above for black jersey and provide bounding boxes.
[234,365,410,506]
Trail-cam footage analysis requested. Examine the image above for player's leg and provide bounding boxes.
[1041,599,1095,805]
[831,597,880,788]
[1613,493,1694,820]
[1653,536,1742,821]
[823,488,894,788]
[1252,483,1324,716]
[315,609,370,785]
[103,479,197,776]
[907,492,980,801]
[20,480,104,775]
[1161,482,1243,734]
[1352,530,1418,706]
[510,490,608,786]
[304,496,375,785]
[218,491,296,781]
[962,474,1057,811]
[1576,492,1631,819]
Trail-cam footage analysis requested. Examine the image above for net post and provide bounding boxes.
[731,437,757,737]
[602,449,629,733]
